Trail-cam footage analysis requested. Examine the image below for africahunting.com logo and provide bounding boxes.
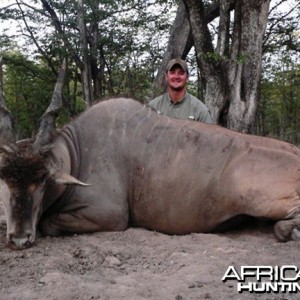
[222,266,300,293]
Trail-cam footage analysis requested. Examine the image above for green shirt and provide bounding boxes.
[148,92,212,123]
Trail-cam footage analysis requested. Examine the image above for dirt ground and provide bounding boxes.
[1,205,300,300]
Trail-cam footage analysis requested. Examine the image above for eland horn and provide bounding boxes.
[0,56,15,149]
[33,58,67,154]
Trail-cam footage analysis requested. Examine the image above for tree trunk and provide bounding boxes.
[183,0,228,124]
[77,0,92,108]
[90,22,102,101]
[0,56,15,145]
[151,1,192,97]
[226,0,270,132]
[89,0,105,101]
[183,0,270,132]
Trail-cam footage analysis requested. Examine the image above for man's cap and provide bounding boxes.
[166,59,189,74]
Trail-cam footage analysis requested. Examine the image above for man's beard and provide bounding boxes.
[169,85,185,92]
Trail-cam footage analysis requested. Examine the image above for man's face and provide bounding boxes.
[165,66,188,91]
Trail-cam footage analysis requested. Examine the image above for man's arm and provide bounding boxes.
[197,109,213,123]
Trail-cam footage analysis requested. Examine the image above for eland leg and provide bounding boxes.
[274,216,300,242]
[39,204,129,236]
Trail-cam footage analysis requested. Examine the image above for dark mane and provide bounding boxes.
[0,140,49,189]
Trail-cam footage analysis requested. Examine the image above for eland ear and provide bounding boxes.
[52,170,91,186]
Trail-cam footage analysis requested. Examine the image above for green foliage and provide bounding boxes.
[0,0,177,134]
[258,64,300,144]
[89,0,176,98]
[258,0,300,143]
[202,51,224,63]
[2,52,64,138]
[0,0,299,138]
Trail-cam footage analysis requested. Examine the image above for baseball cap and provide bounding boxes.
[166,59,189,74]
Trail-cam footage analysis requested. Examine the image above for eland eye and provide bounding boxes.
[28,184,38,194]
